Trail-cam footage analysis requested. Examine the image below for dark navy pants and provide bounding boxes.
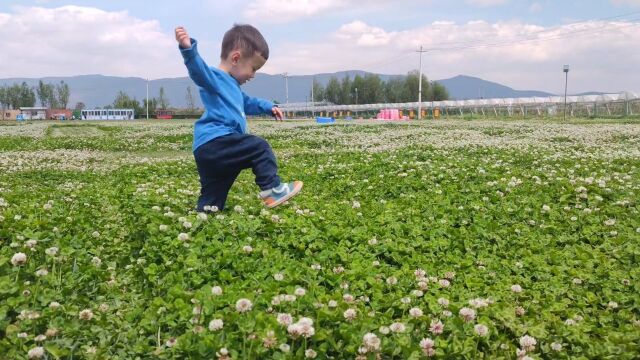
[194,133,280,211]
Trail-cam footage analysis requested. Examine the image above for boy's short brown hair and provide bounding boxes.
[221,24,269,60]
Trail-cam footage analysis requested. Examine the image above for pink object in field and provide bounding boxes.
[376,108,404,120]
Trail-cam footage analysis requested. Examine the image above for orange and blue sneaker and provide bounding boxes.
[260,181,303,208]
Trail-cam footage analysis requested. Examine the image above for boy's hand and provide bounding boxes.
[272,106,284,121]
[175,26,192,49]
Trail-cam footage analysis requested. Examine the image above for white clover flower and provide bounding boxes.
[11,252,27,266]
[343,294,355,303]
[607,301,618,309]
[279,344,290,353]
[165,337,177,347]
[400,297,412,305]
[242,245,253,253]
[35,268,48,277]
[328,300,338,308]
[429,320,444,334]
[49,301,61,309]
[284,294,297,302]
[91,256,102,267]
[420,338,435,352]
[379,326,390,335]
[91,231,100,238]
[414,268,426,278]
[459,307,476,322]
[551,342,563,351]
[25,239,38,248]
[572,278,583,285]
[45,247,58,256]
[519,335,537,351]
[343,308,357,321]
[310,264,322,270]
[442,310,453,317]
[604,219,616,226]
[352,201,361,209]
[34,334,46,342]
[511,284,523,293]
[277,313,293,326]
[409,307,423,318]
[211,286,223,296]
[386,276,398,285]
[182,221,192,229]
[412,289,424,297]
[273,273,284,281]
[474,324,489,337]
[294,288,306,296]
[541,204,550,212]
[79,309,94,320]
[438,279,450,288]
[235,298,253,313]
[564,318,577,326]
[208,319,224,331]
[305,349,317,358]
[515,306,526,316]
[197,212,208,221]
[27,347,45,359]
[363,333,381,351]
[177,233,190,241]
[389,322,406,333]
[372,260,380,266]
[99,303,109,312]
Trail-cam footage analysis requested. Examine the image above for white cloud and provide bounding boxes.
[0,6,179,79]
[263,19,640,94]
[465,0,509,7]
[244,0,348,23]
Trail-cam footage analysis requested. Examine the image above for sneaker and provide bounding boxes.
[260,181,303,208]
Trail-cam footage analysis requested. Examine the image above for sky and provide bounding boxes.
[1,0,640,94]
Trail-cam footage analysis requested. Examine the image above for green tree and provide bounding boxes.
[158,86,169,110]
[384,77,404,103]
[112,91,142,115]
[431,81,449,101]
[18,82,36,108]
[56,81,70,109]
[0,86,7,119]
[311,78,324,103]
[362,74,384,104]
[36,80,48,107]
[325,77,341,104]
[352,75,365,105]
[339,75,352,104]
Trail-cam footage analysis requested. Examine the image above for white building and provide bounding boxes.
[81,109,135,120]
[19,107,47,120]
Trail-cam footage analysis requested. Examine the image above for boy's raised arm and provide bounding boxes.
[243,93,282,121]
[175,26,218,94]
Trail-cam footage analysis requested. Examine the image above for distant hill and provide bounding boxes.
[1,71,599,109]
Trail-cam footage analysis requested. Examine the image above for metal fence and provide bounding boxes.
[279,92,640,119]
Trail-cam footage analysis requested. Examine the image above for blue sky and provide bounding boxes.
[1,0,639,93]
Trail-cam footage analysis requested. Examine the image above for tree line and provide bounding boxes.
[310,71,449,105]
[109,86,198,115]
[0,81,71,110]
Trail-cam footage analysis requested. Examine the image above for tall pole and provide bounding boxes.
[146,78,149,120]
[283,72,289,105]
[417,46,427,120]
[563,65,569,121]
[355,87,358,118]
[311,77,315,118]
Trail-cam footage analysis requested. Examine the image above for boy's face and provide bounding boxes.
[229,50,266,85]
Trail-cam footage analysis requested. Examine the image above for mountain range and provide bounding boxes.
[0,72,594,109]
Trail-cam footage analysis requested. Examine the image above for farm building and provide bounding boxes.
[19,107,48,120]
[2,109,21,121]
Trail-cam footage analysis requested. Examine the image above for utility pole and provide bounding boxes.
[417,46,428,120]
[282,72,289,105]
[311,77,314,118]
[563,65,570,121]
[355,87,358,118]
[146,78,149,120]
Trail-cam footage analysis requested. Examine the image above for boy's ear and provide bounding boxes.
[230,50,241,65]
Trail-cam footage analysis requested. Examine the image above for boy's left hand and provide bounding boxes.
[272,106,283,121]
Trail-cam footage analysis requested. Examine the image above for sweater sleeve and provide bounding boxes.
[243,93,274,116]
[180,39,218,94]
